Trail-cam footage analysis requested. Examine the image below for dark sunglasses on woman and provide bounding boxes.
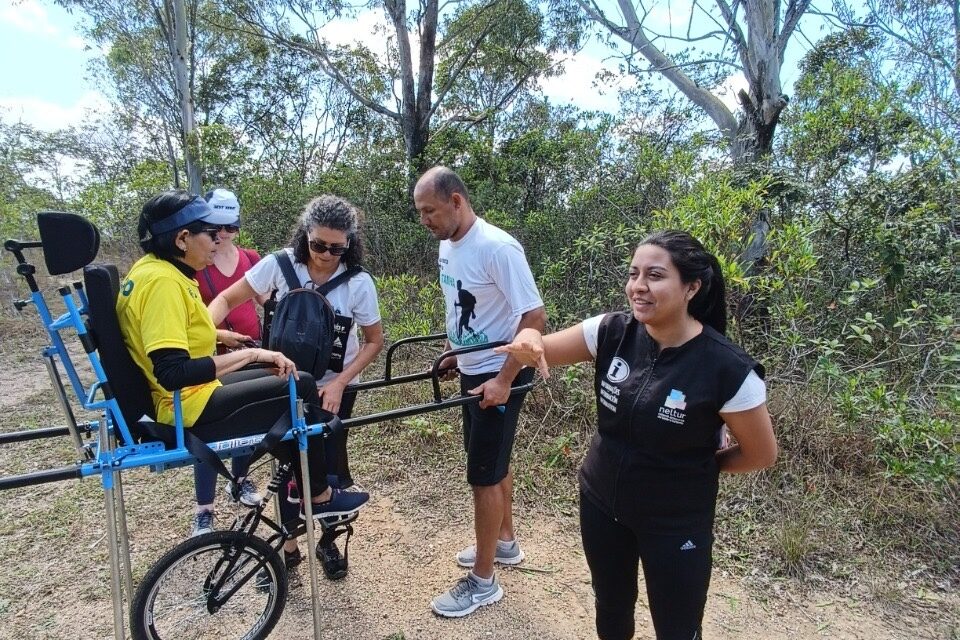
[309,240,350,256]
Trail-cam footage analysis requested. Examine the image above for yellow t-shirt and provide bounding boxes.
[116,254,221,427]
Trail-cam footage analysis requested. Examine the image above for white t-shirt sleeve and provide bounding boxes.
[720,370,766,412]
[581,314,606,357]
[244,252,284,297]
[487,244,543,316]
[349,272,381,327]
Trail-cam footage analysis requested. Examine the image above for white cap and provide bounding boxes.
[204,188,241,225]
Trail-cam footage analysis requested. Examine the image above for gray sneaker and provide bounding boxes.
[455,540,525,568]
[190,510,214,537]
[431,573,503,618]
[225,478,263,507]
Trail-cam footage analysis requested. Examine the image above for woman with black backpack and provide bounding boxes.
[209,194,384,580]
[117,190,371,560]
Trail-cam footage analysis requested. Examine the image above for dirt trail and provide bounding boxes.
[0,462,952,640]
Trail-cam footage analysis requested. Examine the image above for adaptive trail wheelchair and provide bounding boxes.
[0,212,534,640]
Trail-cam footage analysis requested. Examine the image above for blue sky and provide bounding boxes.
[0,0,823,133]
[0,0,112,129]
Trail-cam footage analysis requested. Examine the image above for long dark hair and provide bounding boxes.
[290,195,365,268]
[138,190,201,260]
[640,230,727,335]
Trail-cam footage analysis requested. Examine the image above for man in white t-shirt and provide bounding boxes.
[415,166,547,618]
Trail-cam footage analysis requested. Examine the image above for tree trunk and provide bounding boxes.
[169,0,202,194]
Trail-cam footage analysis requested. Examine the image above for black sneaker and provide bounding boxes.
[255,549,301,592]
[300,488,369,523]
[316,541,348,580]
[284,548,303,570]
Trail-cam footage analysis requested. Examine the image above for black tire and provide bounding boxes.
[130,530,287,640]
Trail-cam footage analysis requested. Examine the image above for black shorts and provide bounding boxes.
[460,368,534,486]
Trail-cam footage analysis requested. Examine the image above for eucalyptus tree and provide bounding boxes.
[577,0,814,163]
[228,0,563,188]
[61,0,205,191]
[575,0,816,274]
[61,0,356,193]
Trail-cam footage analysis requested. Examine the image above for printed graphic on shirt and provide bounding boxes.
[598,357,629,412]
[657,389,687,425]
[680,540,697,551]
[441,273,490,347]
[598,379,620,412]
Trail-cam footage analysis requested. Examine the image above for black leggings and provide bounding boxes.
[192,369,328,498]
[277,390,358,527]
[580,490,713,640]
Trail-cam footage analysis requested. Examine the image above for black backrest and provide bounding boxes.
[37,212,100,275]
[83,263,155,444]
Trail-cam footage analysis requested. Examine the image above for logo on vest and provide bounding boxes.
[606,357,630,383]
[598,358,629,412]
[657,389,687,425]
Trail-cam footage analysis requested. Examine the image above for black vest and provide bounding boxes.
[579,312,763,534]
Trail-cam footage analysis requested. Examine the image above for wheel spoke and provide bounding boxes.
[132,532,286,640]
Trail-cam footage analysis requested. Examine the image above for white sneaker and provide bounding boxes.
[455,539,525,568]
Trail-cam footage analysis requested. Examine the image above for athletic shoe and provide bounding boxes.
[316,541,348,580]
[455,539,525,568]
[190,510,214,537]
[286,475,342,503]
[431,573,504,618]
[283,547,303,570]
[225,478,263,507]
[300,488,369,523]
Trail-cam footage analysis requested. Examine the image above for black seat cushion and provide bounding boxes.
[83,263,155,444]
[37,212,100,275]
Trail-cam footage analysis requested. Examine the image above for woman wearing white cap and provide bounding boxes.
[116,190,369,560]
[187,188,267,536]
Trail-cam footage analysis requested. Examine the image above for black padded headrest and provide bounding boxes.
[37,212,100,275]
[83,263,154,444]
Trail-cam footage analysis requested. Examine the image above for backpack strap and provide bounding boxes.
[273,249,302,292]
[316,266,363,296]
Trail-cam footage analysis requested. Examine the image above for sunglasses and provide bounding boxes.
[220,224,240,233]
[193,226,222,241]
[308,240,350,256]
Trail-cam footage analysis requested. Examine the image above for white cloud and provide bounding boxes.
[713,72,747,112]
[0,91,110,131]
[542,52,634,113]
[316,9,393,58]
[0,0,58,37]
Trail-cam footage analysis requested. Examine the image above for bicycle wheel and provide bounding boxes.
[130,530,287,640]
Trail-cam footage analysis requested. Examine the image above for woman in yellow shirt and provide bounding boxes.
[117,190,368,566]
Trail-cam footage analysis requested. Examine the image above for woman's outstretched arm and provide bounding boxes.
[494,323,593,378]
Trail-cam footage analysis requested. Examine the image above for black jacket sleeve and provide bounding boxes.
[149,348,217,391]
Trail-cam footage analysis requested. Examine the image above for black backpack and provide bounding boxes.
[262,250,363,378]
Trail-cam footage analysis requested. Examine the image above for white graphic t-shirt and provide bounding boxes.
[439,218,543,375]
[245,248,381,385]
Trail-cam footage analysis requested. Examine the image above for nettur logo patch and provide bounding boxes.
[657,389,687,425]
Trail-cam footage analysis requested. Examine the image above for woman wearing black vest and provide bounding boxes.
[495,230,777,640]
